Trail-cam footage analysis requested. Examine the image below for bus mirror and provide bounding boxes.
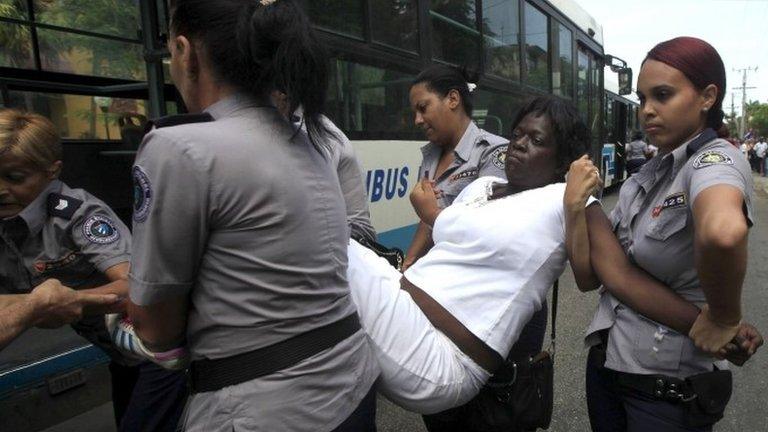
[618,68,633,95]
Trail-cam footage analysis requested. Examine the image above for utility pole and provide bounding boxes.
[733,67,758,139]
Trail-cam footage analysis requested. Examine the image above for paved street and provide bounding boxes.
[376,175,768,432]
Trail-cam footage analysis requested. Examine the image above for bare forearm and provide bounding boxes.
[128,297,188,351]
[404,222,434,267]
[608,266,700,334]
[566,204,600,292]
[587,209,700,334]
[0,297,39,349]
[0,294,27,309]
[79,279,129,315]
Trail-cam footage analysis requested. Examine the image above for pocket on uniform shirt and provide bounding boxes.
[645,210,687,241]
[631,315,684,374]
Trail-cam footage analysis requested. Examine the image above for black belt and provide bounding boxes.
[615,371,696,403]
[189,314,361,393]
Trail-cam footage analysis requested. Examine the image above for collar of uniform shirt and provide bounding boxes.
[204,92,275,121]
[15,179,62,238]
[453,121,481,162]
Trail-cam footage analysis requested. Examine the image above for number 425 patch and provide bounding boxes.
[652,192,686,218]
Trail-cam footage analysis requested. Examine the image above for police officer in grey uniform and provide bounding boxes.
[625,130,651,175]
[127,1,378,431]
[323,117,377,244]
[276,96,376,244]
[582,37,761,432]
[405,65,508,268]
[0,109,187,431]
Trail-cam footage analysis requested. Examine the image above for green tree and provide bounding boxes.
[747,101,768,138]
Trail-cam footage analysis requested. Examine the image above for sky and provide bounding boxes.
[576,0,768,116]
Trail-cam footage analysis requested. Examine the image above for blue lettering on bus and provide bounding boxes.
[366,167,410,202]
[398,166,409,198]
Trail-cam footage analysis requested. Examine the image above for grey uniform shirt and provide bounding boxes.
[129,95,378,431]
[312,115,376,243]
[0,179,133,362]
[626,139,649,161]
[585,129,754,379]
[419,121,509,208]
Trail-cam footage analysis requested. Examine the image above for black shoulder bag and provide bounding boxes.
[467,280,558,431]
[351,233,405,271]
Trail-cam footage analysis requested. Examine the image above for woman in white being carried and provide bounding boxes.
[345,95,597,413]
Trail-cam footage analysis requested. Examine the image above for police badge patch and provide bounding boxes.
[692,150,733,169]
[490,147,507,169]
[133,166,152,222]
[83,215,120,244]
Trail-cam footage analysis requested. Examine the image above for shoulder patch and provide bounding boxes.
[490,146,507,170]
[47,193,83,219]
[132,166,152,222]
[692,150,733,169]
[146,113,214,131]
[83,215,120,244]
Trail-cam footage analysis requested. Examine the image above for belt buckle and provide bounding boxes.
[654,378,695,403]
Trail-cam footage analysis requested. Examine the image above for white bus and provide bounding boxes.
[0,0,637,429]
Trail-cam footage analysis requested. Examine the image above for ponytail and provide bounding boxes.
[171,0,329,145]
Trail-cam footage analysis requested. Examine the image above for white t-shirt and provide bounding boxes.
[404,176,597,357]
[755,141,768,158]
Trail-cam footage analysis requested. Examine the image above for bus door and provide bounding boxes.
[613,99,629,183]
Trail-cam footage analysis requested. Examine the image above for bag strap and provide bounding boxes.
[549,279,558,356]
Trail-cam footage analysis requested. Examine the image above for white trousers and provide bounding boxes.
[346,240,490,414]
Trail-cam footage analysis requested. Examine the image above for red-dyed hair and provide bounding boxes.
[644,37,726,135]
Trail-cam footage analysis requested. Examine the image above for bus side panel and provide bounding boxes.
[351,140,424,251]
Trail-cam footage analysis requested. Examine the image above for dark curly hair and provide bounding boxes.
[510,95,591,180]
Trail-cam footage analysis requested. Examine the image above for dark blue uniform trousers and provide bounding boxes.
[110,361,189,432]
[586,346,714,432]
[331,384,378,432]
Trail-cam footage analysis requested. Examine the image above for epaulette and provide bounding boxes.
[686,128,718,158]
[144,113,215,133]
[47,193,83,220]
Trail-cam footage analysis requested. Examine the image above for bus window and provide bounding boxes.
[430,0,480,68]
[34,0,141,40]
[474,88,524,137]
[576,48,588,122]
[37,29,146,81]
[306,0,364,39]
[552,22,573,98]
[483,0,520,81]
[371,0,419,53]
[523,2,549,91]
[6,91,148,141]
[327,59,418,139]
[589,53,603,147]
[0,23,35,69]
[604,95,615,142]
